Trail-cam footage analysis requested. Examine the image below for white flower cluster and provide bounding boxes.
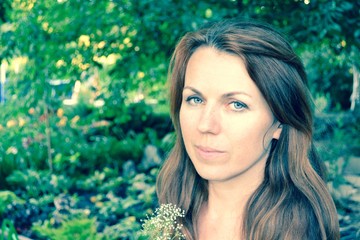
[141,203,186,240]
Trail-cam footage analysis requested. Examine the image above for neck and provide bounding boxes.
[197,175,263,240]
[208,157,265,214]
[206,176,262,219]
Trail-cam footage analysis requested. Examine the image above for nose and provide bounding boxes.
[197,104,221,134]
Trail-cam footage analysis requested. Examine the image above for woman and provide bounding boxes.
[156,19,339,240]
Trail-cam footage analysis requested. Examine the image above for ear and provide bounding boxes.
[272,123,282,140]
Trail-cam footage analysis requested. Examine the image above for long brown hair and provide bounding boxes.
[156,19,339,240]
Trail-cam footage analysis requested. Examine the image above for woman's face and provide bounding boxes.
[180,47,281,184]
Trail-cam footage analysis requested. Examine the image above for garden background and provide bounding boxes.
[0,0,359,239]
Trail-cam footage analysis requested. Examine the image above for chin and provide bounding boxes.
[195,169,235,182]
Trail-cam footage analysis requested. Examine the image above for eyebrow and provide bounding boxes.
[183,86,252,99]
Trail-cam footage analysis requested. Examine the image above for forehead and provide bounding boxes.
[184,47,260,97]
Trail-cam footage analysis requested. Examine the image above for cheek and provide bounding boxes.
[179,107,199,146]
[179,107,185,130]
[179,108,190,136]
[228,119,274,150]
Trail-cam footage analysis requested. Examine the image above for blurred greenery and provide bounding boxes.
[0,0,359,239]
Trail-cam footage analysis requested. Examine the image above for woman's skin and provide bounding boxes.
[179,47,282,239]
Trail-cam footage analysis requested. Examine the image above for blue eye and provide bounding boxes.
[186,96,203,105]
[230,101,247,111]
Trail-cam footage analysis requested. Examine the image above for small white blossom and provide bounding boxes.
[141,203,186,240]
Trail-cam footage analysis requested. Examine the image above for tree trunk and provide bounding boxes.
[350,64,360,114]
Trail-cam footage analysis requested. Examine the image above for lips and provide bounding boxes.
[195,145,226,160]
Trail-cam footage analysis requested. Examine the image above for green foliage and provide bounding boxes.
[32,216,100,240]
[6,170,71,198]
[1,219,19,240]
[0,191,24,215]
[101,217,141,240]
[1,0,358,122]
